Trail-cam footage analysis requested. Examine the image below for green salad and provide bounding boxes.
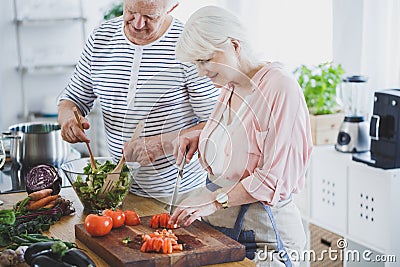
[73,160,132,211]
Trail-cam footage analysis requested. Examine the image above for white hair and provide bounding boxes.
[124,0,178,10]
[176,6,261,67]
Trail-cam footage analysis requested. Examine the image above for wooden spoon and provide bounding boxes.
[72,107,97,171]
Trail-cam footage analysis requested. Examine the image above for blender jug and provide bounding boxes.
[337,75,369,117]
[335,75,370,153]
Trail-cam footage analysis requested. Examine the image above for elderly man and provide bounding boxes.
[57,0,218,203]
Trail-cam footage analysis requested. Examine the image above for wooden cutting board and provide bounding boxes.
[75,216,246,267]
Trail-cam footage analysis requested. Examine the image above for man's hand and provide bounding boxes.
[172,130,202,167]
[123,135,164,166]
[123,123,206,166]
[58,100,91,143]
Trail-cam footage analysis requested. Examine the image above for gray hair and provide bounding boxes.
[124,0,178,11]
[176,6,260,67]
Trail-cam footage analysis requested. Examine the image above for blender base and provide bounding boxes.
[335,116,370,153]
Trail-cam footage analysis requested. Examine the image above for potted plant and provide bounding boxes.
[103,2,123,21]
[294,62,345,145]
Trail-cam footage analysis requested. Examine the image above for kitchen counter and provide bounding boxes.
[0,187,255,267]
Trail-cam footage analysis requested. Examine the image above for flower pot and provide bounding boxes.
[310,113,344,145]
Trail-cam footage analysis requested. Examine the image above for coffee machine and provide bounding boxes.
[335,75,370,153]
[354,89,400,169]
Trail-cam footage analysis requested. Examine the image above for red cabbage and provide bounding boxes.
[25,164,61,194]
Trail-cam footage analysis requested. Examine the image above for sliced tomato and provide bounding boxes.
[147,237,155,251]
[162,238,173,254]
[166,223,179,229]
[159,213,169,228]
[150,214,160,228]
[172,244,183,251]
[153,237,164,252]
[140,240,148,253]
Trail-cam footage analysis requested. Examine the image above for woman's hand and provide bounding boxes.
[168,190,219,227]
[172,130,202,166]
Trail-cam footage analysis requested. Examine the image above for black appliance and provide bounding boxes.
[353,89,400,169]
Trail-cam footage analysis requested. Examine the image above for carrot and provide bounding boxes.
[28,189,53,201]
[42,199,57,209]
[26,194,59,211]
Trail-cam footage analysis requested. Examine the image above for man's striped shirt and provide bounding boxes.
[58,17,219,198]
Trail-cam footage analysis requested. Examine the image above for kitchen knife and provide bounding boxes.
[168,151,187,215]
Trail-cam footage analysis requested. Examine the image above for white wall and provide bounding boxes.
[0,0,22,131]
[333,0,364,75]
[0,0,115,132]
[175,0,333,71]
[333,0,400,119]
[0,0,335,133]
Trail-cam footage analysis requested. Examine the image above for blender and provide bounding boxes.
[335,75,370,153]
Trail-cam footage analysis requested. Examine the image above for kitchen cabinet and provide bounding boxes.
[12,0,86,119]
[294,145,400,267]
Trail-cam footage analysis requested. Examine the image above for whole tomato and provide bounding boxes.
[84,214,113,237]
[124,210,140,226]
[103,209,126,228]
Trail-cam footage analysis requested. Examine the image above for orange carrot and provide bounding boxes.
[26,194,59,211]
[42,199,57,209]
[28,189,53,201]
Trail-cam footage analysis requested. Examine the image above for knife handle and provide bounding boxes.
[177,151,187,171]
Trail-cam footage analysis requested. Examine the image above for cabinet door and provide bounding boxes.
[347,161,393,252]
[310,146,351,233]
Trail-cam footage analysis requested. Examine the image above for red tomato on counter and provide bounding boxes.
[124,210,140,226]
[103,209,126,228]
[84,214,113,237]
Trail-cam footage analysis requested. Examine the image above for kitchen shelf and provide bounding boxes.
[15,17,86,25]
[12,0,86,120]
[16,64,77,74]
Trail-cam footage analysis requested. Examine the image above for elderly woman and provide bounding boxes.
[169,6,313,266]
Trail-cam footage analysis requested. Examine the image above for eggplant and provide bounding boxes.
[24,241,55,265]
[31,255,73,267]
[62,249,96,267]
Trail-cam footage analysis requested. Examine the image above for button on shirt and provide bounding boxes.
[58,17,219,197]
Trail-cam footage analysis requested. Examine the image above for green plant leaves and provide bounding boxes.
[294,62,345,115]
[104,2,123,21]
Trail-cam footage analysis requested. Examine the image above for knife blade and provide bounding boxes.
[168,151,187,214]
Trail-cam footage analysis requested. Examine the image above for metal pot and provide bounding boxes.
[3,122,70,167]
